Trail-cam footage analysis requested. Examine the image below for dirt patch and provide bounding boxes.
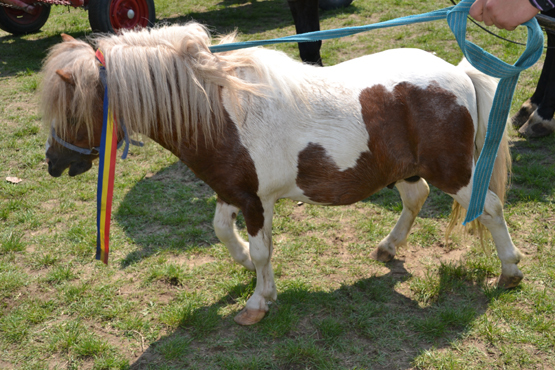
[396,240,468,278]
[177,254,217,268]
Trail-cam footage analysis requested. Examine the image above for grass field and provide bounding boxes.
[1,0,554,369]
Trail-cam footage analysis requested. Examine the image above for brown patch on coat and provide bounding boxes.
[296,82,474,204]
[172,111,264,237]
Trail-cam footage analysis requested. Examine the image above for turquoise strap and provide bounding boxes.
[447,0,543,223]
[209,7,452,53]
[210,0,544,223]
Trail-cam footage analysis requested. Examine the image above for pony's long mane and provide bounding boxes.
[41,23,308,148]
[41,37,99,143]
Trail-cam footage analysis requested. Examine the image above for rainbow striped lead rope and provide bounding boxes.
[95,49,117,264]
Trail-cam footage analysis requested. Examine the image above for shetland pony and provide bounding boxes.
[41,23,523,325]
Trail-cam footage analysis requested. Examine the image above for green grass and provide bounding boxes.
[1,0,555,368]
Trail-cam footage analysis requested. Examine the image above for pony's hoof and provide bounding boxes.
[511,107,534,128]
[234,308,266,325]
[518,110,555,138]
[370,247,395,262]
[497,274,523,289]
[511,101,535,128]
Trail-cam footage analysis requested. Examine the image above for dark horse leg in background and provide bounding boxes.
[287,0,323,66]
[512,10,555,137]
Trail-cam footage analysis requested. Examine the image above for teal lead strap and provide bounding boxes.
[445,0,543,224]
[210,0,544,224]
[209,7,452,53]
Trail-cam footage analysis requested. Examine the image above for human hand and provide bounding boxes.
[470,0,540,30]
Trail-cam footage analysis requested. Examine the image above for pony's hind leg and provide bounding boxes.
[371,178,430,262]
[234,198,277,325]
[214,199,255,271]
[451,186,523,288]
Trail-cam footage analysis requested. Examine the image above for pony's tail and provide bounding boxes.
[445,58,512,254]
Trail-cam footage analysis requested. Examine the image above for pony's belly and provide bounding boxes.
[281,186,376,206]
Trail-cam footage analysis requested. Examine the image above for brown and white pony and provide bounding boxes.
[41,23,522,325]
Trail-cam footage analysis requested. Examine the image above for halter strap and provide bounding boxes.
[95,49,144,158]
[49,124,141,158]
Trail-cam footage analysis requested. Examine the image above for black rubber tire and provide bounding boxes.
[0,4,50,35]
[88,0,155,33]
[319,0,353,11]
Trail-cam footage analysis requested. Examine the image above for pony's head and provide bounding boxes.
[41,33,104,177]
[41,23,289,177]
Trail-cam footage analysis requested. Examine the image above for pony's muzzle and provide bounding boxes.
[68,160,93,176]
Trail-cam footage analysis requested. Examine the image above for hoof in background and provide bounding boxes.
[511,99,536,128]
[518,110,555,138]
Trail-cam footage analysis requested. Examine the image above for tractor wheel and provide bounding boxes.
[0,4,50,35]
[88,0,155,33]
[319,0,353,11]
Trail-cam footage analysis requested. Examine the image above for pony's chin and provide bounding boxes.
[68,161,93,177]
[48,168,65,178]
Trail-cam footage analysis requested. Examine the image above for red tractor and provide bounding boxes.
[0,0,155,35]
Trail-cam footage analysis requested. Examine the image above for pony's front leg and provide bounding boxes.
[213,198,255,271]
[371,179,430,262]
[234,199,277,326]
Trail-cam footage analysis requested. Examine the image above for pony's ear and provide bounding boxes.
[56,69,75,86]
[61,33,75,42]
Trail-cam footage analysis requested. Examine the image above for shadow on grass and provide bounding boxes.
[129,261,495,369]
[507,134,555,205]
[0,30,90,78]
[114,162,219,267]
[158,0,358,36]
